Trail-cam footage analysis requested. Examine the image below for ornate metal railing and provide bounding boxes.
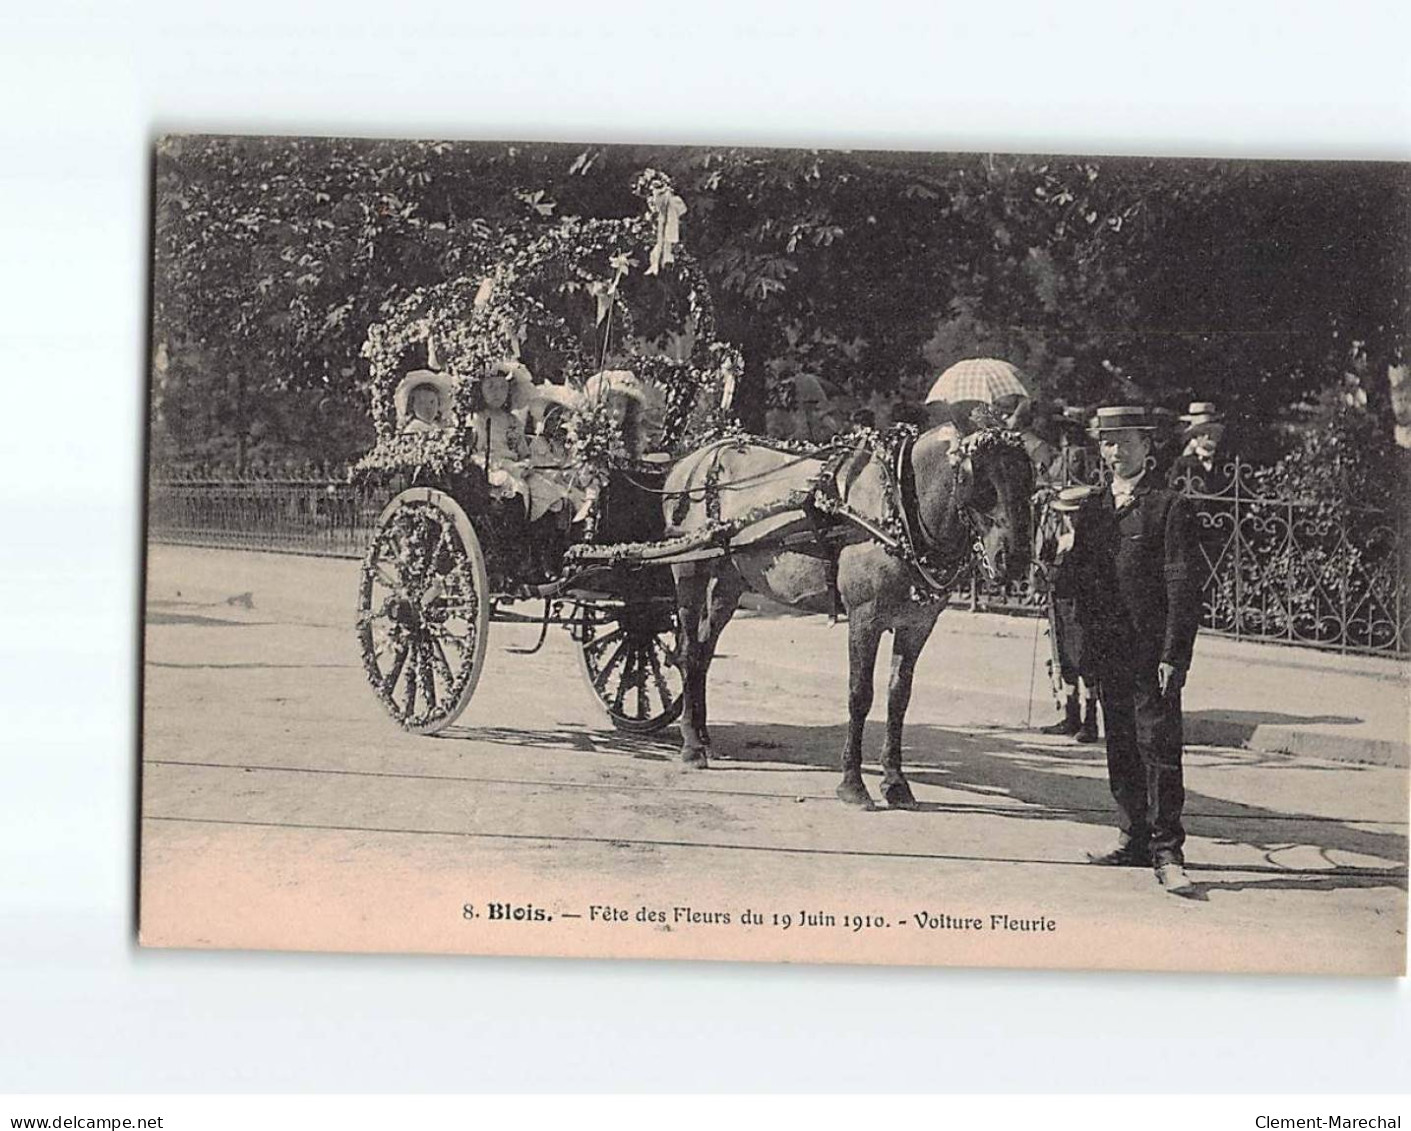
[1174,459,1408,655]
[147,478,390,559]
[148,455,1410,655]
[966,453,1410,656]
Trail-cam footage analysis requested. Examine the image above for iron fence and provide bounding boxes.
[967,453,1410,656]
[147,478,390,559]
[1176,460,1407,655]
[148,456,1411,655]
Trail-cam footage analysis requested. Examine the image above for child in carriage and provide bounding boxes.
[394,370,456,435]
[467,360,581,524]
[467,360,668,530]
[570,369,669,522]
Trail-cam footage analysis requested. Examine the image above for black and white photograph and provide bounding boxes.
[138,136,1410,975]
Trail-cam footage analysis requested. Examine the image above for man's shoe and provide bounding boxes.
[1155,861,1196,896]
[1039,694,1081,736]
[1086,840,1152,867]
[1075,700,1100,744]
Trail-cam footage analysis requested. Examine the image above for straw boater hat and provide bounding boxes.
[1051,484,1099,513]
[1179,401,1226,441]
[1094,405,1157,433]
[393,369,457,426]
[1050,403,1089,438]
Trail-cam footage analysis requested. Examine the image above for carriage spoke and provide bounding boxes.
[595,637,631,685]
[430,636,459,686]
[421,515,450,583]
[418,638,438,712]
[611,647,638,714]
[436,620,478,660]
[368,620,397,663]
[646,645,674,707]
[636,655,650,718]
[402,639,421,718]
[382,640,410,699]
[584,626,627,656]
[358,606,392,631]
[428,599,480,619]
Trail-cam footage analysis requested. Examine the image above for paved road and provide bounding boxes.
[139,546,1408,974]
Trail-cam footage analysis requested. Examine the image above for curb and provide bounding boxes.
[1183,718,1408,768]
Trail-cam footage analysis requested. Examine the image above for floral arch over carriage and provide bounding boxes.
[352,171,743,736]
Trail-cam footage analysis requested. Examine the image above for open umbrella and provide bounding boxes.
[925,357,1030,405]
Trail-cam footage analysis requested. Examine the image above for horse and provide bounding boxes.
[661,425,1034,809]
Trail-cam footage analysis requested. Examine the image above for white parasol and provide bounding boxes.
[925,357,1031,405]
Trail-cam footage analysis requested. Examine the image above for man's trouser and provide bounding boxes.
[1096,648,1187,864]
[1049,598,1078,687]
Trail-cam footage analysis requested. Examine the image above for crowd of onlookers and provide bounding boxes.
[763,360,1233,496]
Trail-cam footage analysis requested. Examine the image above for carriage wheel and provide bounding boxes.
[575,600,684,734]
[357,488,490,734]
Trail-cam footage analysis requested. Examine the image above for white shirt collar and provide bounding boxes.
[1110,467,1146,502]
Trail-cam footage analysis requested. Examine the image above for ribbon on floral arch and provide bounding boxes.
[646,187,687,276]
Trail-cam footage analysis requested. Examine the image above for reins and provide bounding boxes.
[614,439,838,499]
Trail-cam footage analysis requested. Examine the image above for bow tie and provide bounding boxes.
[1110,470,1145,511]
[1111,485,1139,511]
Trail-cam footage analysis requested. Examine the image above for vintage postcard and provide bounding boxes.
[140,136,1410,973]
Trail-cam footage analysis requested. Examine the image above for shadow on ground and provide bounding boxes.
[440,723,680,762]
[146,610,270,628]
[1187,708,1364,741]
[445,716,1407,893]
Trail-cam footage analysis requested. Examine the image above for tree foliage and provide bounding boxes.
[150,137,1409,473]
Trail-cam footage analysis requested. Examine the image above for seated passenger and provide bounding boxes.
[394,369,456,434]
[583,369,668,460]
[567,369,668,523]
[471,361,580,524]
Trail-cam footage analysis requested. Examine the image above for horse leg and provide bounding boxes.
[694,568,744,749]
[837,604,884,809]
[880,615,939,810]
[673,566,713,767]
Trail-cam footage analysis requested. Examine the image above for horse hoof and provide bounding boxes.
[835,781,876,810]
[681,748,710,769]
[882,779,918,810]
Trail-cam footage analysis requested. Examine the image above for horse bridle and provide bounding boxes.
[912,452,1000,585]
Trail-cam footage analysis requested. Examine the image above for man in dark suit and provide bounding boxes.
[1072,406,1203,896]
[1166,401,1230,495]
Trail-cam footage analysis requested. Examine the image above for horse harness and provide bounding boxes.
[772,432,991,605]
[894,433,993,591]
[570,431,993,606]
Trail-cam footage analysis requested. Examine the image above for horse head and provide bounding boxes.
[913,426,1034,584]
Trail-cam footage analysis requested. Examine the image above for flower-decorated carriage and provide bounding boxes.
[353,172,742,736]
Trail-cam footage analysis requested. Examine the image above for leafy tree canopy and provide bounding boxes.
[150,137,1409,473]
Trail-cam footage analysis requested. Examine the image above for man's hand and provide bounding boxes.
[1157,662,1184,698]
